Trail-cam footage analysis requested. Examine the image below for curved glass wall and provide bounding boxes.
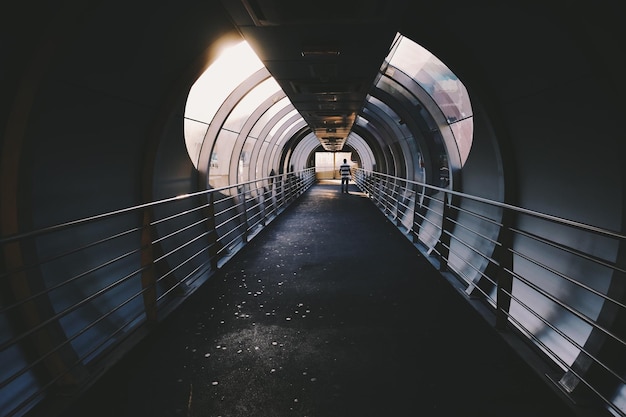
[345,132,376,171]
[184,34,472,193]
[184,41,308,191]
[291,133,321,172]
[382,34,473,167]
[184,41,264,169]
[250,97,293,179]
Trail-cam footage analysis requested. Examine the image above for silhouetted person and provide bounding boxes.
[339,159,351,193]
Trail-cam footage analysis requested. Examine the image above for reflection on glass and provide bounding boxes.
[383,34,474,167]
[209,129,238,189]
[387,36,472,122]
[449,118,474,166]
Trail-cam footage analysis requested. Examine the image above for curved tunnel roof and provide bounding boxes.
[183,34,473,189]
[2,1,626,416]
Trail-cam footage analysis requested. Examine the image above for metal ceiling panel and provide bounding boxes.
[220,0,405,150]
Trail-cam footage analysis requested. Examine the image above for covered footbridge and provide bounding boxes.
[2,1,625,416]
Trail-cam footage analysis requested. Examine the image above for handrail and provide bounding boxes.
[359,169,626,241]
[0,168,315,417]
[354,168,626,417]
[0,173,308,245]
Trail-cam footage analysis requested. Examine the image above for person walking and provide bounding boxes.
[339,158,351,193]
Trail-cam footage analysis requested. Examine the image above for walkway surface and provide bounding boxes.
[60,181,578,417]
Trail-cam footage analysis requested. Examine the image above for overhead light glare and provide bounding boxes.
[301,48,340,57]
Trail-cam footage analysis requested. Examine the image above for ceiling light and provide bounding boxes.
[301,46,340,57]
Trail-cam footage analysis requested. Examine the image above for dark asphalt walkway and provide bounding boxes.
[60,181,577,417]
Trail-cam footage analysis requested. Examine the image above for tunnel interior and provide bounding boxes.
[2,1,626,416]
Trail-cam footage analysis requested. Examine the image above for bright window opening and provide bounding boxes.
[184,41,264,169]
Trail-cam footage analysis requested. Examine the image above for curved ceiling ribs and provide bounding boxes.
[188,1,472,192]
[219,0,404,152]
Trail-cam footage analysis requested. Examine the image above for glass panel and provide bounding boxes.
[209,129,239,189]
[183,119,209,168]
[185,41,263,124]
[249,97,291,139]
[387,36,472,122]
[268,142,281,172]
[275,119,304,146]
[239,136,256,183]
[256,140,271,178]
[184,41,263,169]
[365,95,402,127]
[223,77,281,133]
[268,109,300,140]
[449,118,474,166]
[374,74,421,107]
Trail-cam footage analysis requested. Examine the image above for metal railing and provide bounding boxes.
[0,168,315,417]
[354,168,626,417]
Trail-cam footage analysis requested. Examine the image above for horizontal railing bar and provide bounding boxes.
[445,216,502,249]
[443,229,500,268]
[2,212,210,315]
[154,230,211,265]
[0,242,146,316]
[439,241,500,299]
[212,194,234,206]
[0,171,313,245]
[510,227,626,275]
[508,247,626,311]
[504,265,626,349]
[447,201,504,229]
[1,169,316,417]
[151,216,208,246]
[150,202,210,226]
[248,217,264,233]
[499,285,626,390]
[246,210,263,225]
[216,229,247,257]
[214,211,241,230]
[156,259,212,303]
[215,220,243,244]
[6,304,148,417]
[0,225,143,281]
[3,210,215,318]
[356,169,626,416]
[503,308,626,417]
[0,263,148,353]
[154,244,212,289]
[412,209,442,230]
[214,202,240,218]
[359,169,626,241]
[1,285,147,390]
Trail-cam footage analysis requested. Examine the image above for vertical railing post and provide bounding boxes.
[383,177,394,218]
[260,185,268,226]
[437,191,451,272]
[238,186,249,242]
[393,177,401,222]
[495,225,513,330]
[140,208,158,323]
[277,174,285,210]
[206,192,219,270]
[412,181,427,244]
